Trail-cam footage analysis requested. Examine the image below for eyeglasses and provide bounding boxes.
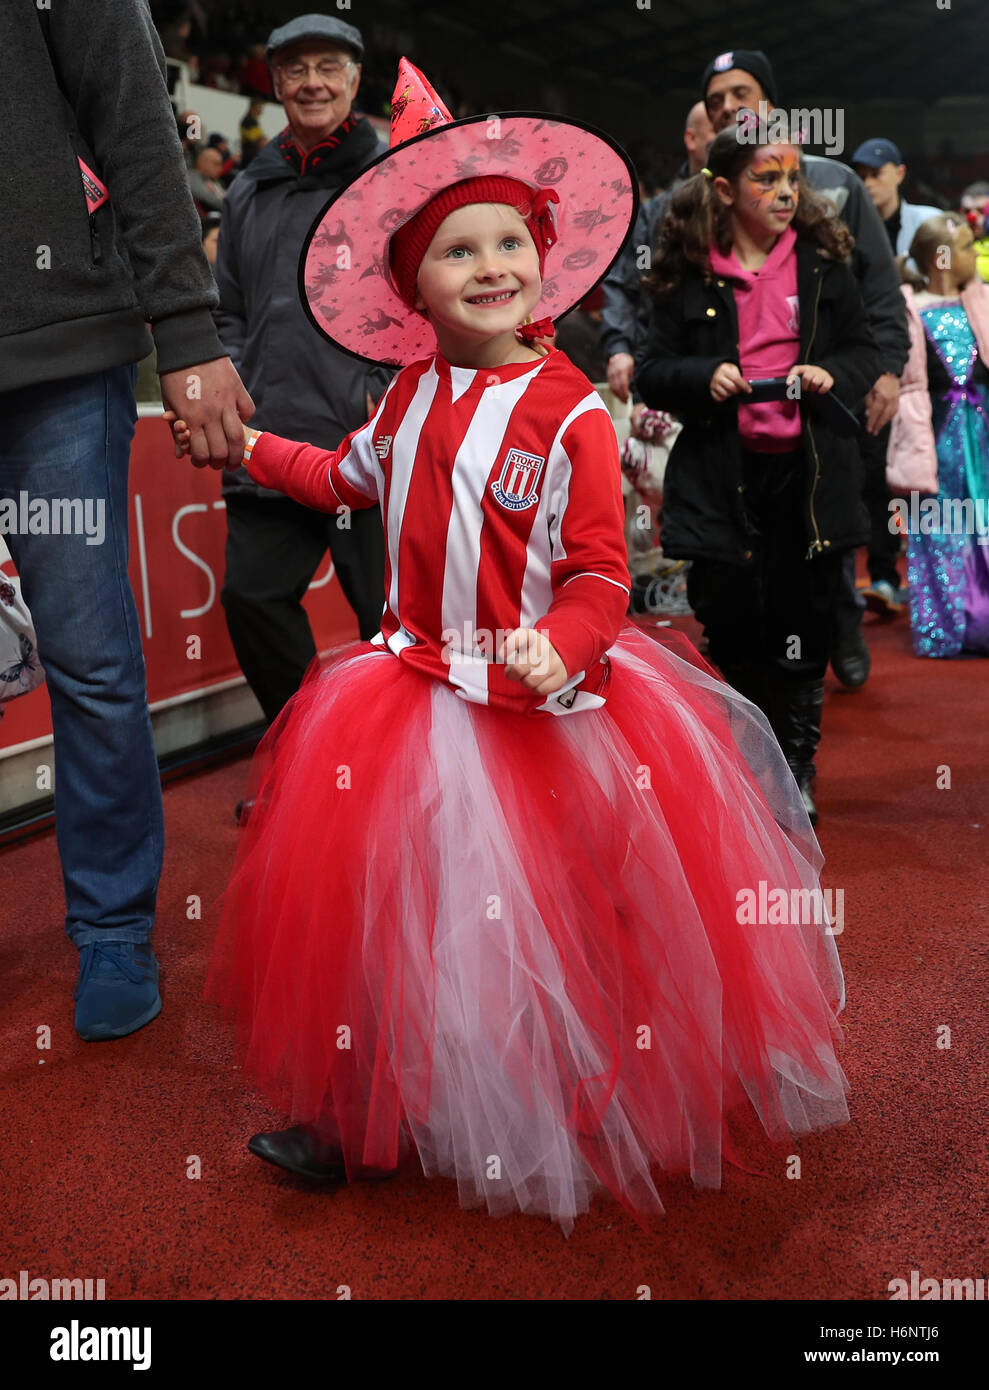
[277,58,355,84]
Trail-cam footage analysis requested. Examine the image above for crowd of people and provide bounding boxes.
[4,4,989,1239]
[593,53,989,828]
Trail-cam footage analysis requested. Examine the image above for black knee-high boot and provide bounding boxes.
[715,661,771,718]
[765,675,825,825]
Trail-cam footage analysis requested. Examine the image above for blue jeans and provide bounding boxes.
[0,365,163,947]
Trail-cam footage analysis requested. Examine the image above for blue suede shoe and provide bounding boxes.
[73,941,162,1041]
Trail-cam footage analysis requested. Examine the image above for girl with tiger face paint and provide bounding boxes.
[638,122,881,825]
[715,145,801,258]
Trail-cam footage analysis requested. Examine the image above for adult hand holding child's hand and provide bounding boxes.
[163,412,254,469]
[159,358,254,470]
[498,628,569,695]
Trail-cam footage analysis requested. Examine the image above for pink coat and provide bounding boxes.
[887,279,989,493]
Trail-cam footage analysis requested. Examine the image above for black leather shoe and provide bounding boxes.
[830,627,871,689]
[247,1124,397,1182]
[248,1124,347,1179]
[235,798,255,826]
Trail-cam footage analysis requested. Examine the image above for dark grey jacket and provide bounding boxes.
[214,123,393,498]
[0,0,224,393]
[601,154,910,389]
[600,190,671,365]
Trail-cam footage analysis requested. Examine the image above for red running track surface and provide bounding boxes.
[0,610,985,1300]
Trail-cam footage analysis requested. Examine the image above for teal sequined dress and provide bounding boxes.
[908,299,989,657]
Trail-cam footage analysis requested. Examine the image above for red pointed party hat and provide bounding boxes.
[300,60,638,366]
[388,58,452,145]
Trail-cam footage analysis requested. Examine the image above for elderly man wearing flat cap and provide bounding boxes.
[215,15,389,814]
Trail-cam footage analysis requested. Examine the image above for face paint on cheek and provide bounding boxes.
[744,179,775,204]
[743,151,800,208]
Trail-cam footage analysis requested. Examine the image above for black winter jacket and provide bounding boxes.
[634,237,880,566]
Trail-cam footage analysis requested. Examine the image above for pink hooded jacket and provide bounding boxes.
[887,278,989,494]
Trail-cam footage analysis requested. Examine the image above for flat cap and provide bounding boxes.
[266,14,364,63]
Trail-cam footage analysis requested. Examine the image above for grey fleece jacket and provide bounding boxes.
[0,0,224,393]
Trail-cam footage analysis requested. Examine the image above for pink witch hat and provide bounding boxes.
[299,58,638,366]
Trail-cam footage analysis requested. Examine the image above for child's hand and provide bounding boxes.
[162,409,199,463]
[162,411,252,468]
[498,627,569,695]
[787,364,834,394]
[710,362,751,401]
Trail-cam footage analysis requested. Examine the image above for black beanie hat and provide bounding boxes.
[700,50,777,108]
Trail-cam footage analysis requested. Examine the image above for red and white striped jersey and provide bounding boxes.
[247,347,631,715]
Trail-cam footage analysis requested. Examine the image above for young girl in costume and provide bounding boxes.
[170,64,848,1235]
[888,214,989,657]
[635,123,880,824]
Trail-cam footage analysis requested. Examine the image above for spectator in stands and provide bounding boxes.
[239,99,268,168]
[207,132,237,187]
[158,4,193,64]
[700,48,909,692]
[202,211,221,269]
[960,182,989,283]
[214,14,388,814]
[3,0,252,1040]
[188,145,226,218]
[239,40,274,98]
[201,50,237,92]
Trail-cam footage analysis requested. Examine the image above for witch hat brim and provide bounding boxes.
[298,111,639,367]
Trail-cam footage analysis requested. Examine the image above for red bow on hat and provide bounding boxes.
[516,317,555,345]
[527,188,560,258]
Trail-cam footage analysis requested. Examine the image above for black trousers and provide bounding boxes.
[686,450,843,694]
[221,492,385,725]
[860,422,901,587]
[832,423,901,640]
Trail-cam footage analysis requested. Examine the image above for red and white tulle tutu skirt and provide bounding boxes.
[207,623,848,1234]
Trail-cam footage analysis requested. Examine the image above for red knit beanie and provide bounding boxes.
[389,176,560,309]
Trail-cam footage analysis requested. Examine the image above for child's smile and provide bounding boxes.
[415,202,542,358]
[465,288,520,305]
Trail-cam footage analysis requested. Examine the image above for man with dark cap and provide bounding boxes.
[852,138,940,267]
[850,137,939,614]
[700,50,910,695]
[215,14,389,811]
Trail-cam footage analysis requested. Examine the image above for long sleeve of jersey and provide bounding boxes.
[245,420,382,512]
[534,400,631,676]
